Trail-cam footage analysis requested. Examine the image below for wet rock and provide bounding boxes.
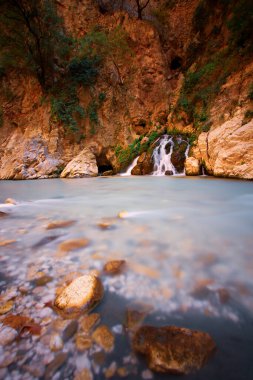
[0,240,16,247]
[103,260,126,275]
[165,170,173,176]
[185,157,200,176]
[58,238,90,253]
[74,368,93,380]
[34,275,53,287]
[4,198,17,205]
[44,352,67,379]
[117,211,128,219]
[102,170,114,176]
[54,275,104,317]
[75,334,93,351]
[46,220,76,229]
[117,367,129,377]
[60,148,98,178]
[171,140,188,173]
[126,304,152,331]
[131,152,153,175]
[79,313,100,334]
[49,333,64,352]
[0,211,7,218]
[0,300,13,315]
[92,325,115,352]
[104,361,117,378]
[133,325,216,374]
[0,325,17,345]
[2,314,32,330]
[217,288,230,304]
[97,218,115,230]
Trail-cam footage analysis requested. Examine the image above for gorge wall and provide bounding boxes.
[0,0,252,179]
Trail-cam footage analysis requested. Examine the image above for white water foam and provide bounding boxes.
[120,155,140,176]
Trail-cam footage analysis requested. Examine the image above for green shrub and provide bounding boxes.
[51,90,84,132]
[68,56,100,86]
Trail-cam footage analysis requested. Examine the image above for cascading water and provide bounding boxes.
[152,135,176,176]
[120,135,190,176]
[120,155,140,176]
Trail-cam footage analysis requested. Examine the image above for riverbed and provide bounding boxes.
[0,176,253,380]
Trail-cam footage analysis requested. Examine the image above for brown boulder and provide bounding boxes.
[131,152,153,175]
[133,325,216,375]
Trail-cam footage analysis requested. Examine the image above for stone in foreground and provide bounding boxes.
[133,325,216,375]
[54,275,104,317]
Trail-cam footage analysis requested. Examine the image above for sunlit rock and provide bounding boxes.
[49,333,64,352]
[58,238,90,253]
[4,198,17,205]
[133,325,216,374]
[54,275,104,317]
[60,148,98,178]
[185,157,200,176]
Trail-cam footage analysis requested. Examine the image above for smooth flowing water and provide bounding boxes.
[0,177,253,380]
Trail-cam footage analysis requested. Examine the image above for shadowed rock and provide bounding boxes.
[133,325,216,375]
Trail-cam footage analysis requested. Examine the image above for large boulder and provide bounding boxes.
[171,140,188,173]
[131,152,153,175]
[54,274,104,317]
[60,148,98,178]
[133,325,216,375]
[185,157,200,175]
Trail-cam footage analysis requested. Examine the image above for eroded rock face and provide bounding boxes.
[131,152,154,175]
[196,117,253,179]
[133,325,216,375]
[60,148,98,178]
[185,157,200,176]
[54,274,103,317]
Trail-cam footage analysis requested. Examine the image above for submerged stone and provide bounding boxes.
[58,238,90,253]
[54,275,104,317]
[103,260,126,275]
[92,325,115,352]
[133,325,216,375]
[46,220,76,229]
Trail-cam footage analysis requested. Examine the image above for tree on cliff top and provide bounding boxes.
[79,26,132,85]
[0,0,70,89]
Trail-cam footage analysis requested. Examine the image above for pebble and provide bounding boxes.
[92,325,115,352]
[79,313,100,334]
[58,238,90,253]
[46,220,76,230]
[74,368,93,380]
[0,325,17,346]
[49,333,64,352]
[0,300,14,315]
[44,353,67,379]
[103,260,126,275]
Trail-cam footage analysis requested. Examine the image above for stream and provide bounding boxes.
[0,176,253,379]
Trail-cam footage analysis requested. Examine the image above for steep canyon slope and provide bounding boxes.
[0,0,252,179]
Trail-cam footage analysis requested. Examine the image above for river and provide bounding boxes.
[0,176,253,379]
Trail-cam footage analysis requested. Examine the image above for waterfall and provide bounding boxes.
[120,156,140,176]
[152,135,176,176]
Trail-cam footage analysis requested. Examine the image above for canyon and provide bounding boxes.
[0,0,252,180]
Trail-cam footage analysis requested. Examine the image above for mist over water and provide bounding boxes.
[0,177,253,379]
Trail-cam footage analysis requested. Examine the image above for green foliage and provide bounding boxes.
[248,84,253,100]
[50,87,85,133]
[115,131,160,167]
[68,56,101,86]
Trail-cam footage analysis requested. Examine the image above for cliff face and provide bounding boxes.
[0,0,252,179]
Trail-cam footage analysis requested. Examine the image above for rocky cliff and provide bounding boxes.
[0,0,252,179]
